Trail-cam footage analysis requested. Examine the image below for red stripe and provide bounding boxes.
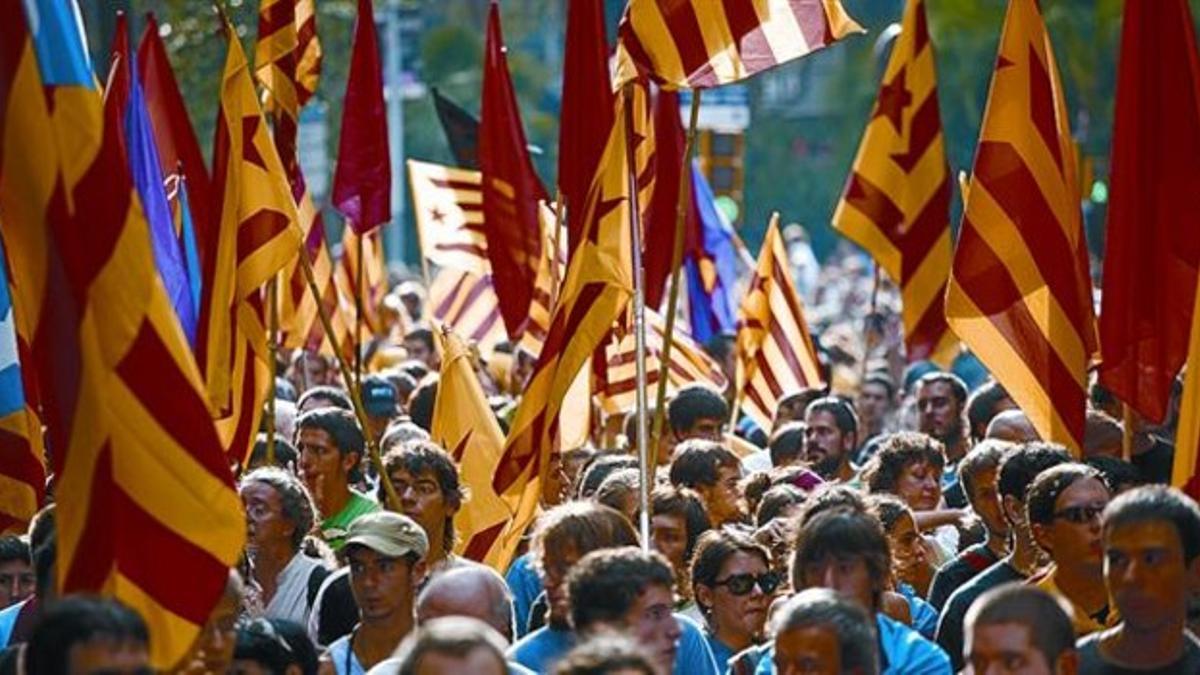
[769,261,815,347]
[972,142,1090,328]
[469,306,502,341]
[891,93,943,173]
[653,0,716,86]
[721,0,777,74]
[753,350,785,399]
[256,0,295,40]
[224,351,262,464]
[899,175,950,281]
[114,320,232,483]
[904,283,949,362]
[64,442,230,625]
[236,210,292,268]
[461,520,507,562]
[767,319,814,388]
[432,273,469,319]
[0,427,45,499]
[744,381,773,420]
[842,172,905,240]
[1027,44,1065,171]
[447,275,495,325]
[433,242,488,259]
[954,216,1087,441]
[912,0,931,53]
[429,177,482,193]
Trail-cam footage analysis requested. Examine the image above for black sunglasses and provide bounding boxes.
[713,571,782,596]
[1053,503,1106,525]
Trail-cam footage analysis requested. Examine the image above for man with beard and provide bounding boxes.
[915,373,970,507]
[928,441,1014,610]
[802,397,859,483]
[1078,485,1200,673]
[1027,464,1116,637]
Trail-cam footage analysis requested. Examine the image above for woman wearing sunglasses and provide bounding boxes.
[691,529,782,670]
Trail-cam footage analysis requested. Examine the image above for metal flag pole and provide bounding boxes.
[651,90,702,463]
[621,83,652,550]
[266,276,279,467]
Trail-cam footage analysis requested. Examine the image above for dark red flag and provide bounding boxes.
[642,90,697,309]
[332,0,392,234]
[1099,0,1200,422]
[137,12,213,247]
[480,1,548,338]
[558,0,612,253]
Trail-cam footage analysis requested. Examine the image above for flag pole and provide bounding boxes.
[548,191,565,310]
[298,243,399,507]
[622,83,652,550]
[355,229,365,389]
[266,276,279,467]
[861,261,881,385]
[650,90,702,463]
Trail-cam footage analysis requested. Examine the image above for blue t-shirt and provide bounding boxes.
[755,613,951,675]
[0,601,24,648]
[897,582,939,640]
[507,614,719,674]
[505,552,544,639]
[703,628,738,673]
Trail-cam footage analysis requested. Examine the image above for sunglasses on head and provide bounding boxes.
[1053,503,1106,525]
[714,571,782,596]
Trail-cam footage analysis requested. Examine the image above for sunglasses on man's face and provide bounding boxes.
[713,571,782,596]
[1053,503,1106,525]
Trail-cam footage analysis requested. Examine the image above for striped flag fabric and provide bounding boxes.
[598,308,729,415]
[518,201,568,360]
[0,238,43,536]
[294,0,322,104]
[334,226,388,347]
[199,22,303,462]
[1098,0,1200,424]
[945,0,1096,454]
[493,82,649,550]
[409,159,507,357]
[615,0,863,89]
[735,215,824,433]
[685,159,740,344]
[409,159,489,275]
[0,1,244,666]
[832,0,955,366]
[431,328,520,569]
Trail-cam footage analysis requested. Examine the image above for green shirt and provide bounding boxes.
[321,490,380,551]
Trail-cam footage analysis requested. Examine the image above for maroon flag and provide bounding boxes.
[643,90,695,309]
[558,0,612,253]
[332,0,392,233]
[480,1,548,338]
[1099,0,1200,423]
[137,12,213,247]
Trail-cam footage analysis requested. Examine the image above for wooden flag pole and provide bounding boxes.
[650,91,702,462]
[622,83,652,550]
[354,230,365,389]
[548,191,565,311]
[297,242,399,507]
[266,276,279,467]
[861,261,882,385]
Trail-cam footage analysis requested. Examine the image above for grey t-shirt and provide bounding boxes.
[1077,630,1200,675]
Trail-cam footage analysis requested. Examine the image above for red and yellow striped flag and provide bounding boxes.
[832,0,955,366]
[945,0,1096,454]
[598,308,728,415]
[0,2,243,666]
[200,23,303,462]
[0,244,44,536]
[518,201,568,360]
[295,0,322,103]
[615,0,863,89]
[493,82,649,550]
[432,327,520,569]
[735,215,824,433]
[333,226,387,351]
[1174,274,1200,499]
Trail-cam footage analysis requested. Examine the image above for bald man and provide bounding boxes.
[985,409,1040,444]
[416,566,515,644]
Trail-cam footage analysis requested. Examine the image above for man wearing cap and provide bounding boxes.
[320,511,429,675]
[360,374,399,446]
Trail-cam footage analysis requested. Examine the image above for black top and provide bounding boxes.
[935,560,1025,672]
[1077,629,1200,675]
[928,543,1002,611]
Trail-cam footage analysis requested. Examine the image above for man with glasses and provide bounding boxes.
[690,530,781,670]
[1027,464,1116,637]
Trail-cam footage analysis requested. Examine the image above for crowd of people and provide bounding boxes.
[0,260,1197,675]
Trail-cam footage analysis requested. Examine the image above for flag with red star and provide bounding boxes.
[832,0,955,365]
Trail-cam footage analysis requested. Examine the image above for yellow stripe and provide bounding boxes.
[111,570,204,669]
[946,282,1078,453]
[901,229,952,331]
[690,1,744,83]
[1174,273,1200,487]
[965,180,1089,388]
[627,0,687,85]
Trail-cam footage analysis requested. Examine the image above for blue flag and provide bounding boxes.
[685,160,739,344]
[173,176,204,318]
[125,49,197,343]
[0,239,25,419]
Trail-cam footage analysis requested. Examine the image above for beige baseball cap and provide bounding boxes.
[344,511,429,559]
